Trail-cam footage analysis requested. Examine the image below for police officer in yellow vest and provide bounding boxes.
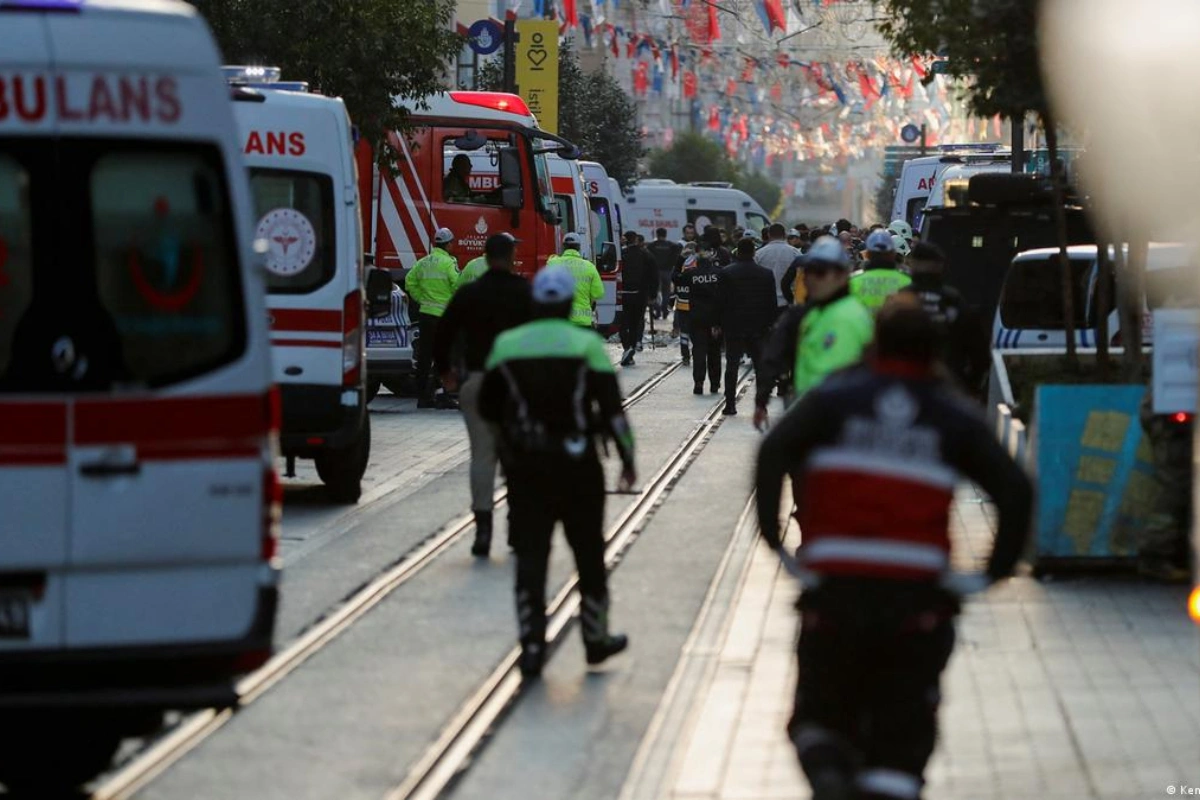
[548,231,605,328]
[405,226,461,408]
[849,229,912,316]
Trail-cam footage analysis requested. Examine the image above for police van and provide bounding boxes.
[0,0,279,787]
[227,67,390,502]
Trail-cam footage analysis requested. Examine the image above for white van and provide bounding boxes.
[891,146,1010,231]
[0,0,278,788]
[227,67,384,503]
[924,158,1012,215]
[580,162,624,332]
[992,243,1193,349]
[622,179,769,241]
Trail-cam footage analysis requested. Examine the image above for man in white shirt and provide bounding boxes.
[754,222,800,314]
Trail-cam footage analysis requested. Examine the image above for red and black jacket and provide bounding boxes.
[755,359,1033,582]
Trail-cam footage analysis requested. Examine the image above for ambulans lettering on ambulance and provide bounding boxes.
[0,1,277,788]
[226,66,374,504]
[358,91,580,281]
[622,180,769,241]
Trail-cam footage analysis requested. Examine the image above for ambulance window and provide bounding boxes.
[0,156,32,378]
[249,169,336,293]
[533,152,556,214]
[746,212,769,234]
[90,149,243,387]
[441,139,503,205]
[589,197,612,252]
[688,209,735,235]
[555,196,575,232]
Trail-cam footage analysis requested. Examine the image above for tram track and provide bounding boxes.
[385,371,754,800]
[88,358,688,800]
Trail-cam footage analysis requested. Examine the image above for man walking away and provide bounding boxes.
[619,230,657,366]
[718,238,777,416]
[900,242,990,398]
[647,227,683,320]
[755,223,801,316]
[672,245,698,365]
[480,267,636,679]
[434,233,533,556]
[405,227,460,408]
[756,297,1033,800]
[548,232,604,329]
[687,239,724,395]
[849,230,912,316]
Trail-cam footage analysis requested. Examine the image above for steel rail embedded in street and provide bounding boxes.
[386,371,753,800]
[88,359,682,800]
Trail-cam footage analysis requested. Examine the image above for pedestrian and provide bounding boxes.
[717,238,778,416]
[786,228,804,250]
[753,301,809,430]
[755,223,800,316]
[849,230,913,316]
[681,223,697,245]
[686,237,724,395]
[672,246,697,366]
[792,236,874,398]
[434,233,533,556]
[703,225,733,267]
[647,227,683,321]
[755,296,1034,800]
[1138,387,1193,583]
[480,266,635,678]
[619,229,658,366]
[899,242,990,397]
[405,226,460,409]
[548,231,604,329]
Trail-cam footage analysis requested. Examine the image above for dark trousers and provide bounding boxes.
[620,295,648,351]
[690,323,722,390]
[507,456,610,649]
[789,582,956,799]
[723,333,763,406]
[676,310,691,359]
[414,312,440,399]
[656,271,674,317]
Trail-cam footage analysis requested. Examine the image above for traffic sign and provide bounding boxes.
[901,124,922,144]
[467,20,503,56]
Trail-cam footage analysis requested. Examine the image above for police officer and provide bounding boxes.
[548,232,604,329]
[646,227,683,320]
[480,266,635,678]
[756,297,1033,800]
[792,236,874,398]
[434,233,533,556]
[684,237,724,395]
[405,227,460,408]
[717,237,777,416]
[672,245,698,365]
[849,230,912,316]
[899,241,990,397]
[619,230,657,366]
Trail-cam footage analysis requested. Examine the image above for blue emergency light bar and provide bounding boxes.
[0,0,81,10]
[221,66,310,93]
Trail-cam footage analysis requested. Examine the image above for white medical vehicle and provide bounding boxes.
[622,180,769,241]
[0,0,279,788]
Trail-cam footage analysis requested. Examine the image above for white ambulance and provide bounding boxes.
[580,161,624,333]
[0,0,278,788]
[622,179,769,241]
[227,67,389,503]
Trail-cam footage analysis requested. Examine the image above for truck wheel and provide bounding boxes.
[366,378,382,403]
[0,714,124,790]
[316,415,370,504]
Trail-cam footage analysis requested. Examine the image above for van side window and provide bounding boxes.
[998,257,1091,330]
[688,210,735,235]
[555,195,575,232]
[0,156,32,378]
[589,197,613,254]
[442,139,503,205]
[250,170,336,293]
[91,150,243,387]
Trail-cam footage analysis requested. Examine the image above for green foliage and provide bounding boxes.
[191,0,463,148]
[877,0,1045,120]
[476,43,644,189]
[645,132,740,184]
[646,133,784,217]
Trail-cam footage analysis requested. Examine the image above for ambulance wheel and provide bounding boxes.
[366,378,382,403]
[317,416,370,504]
[0,713,123,790]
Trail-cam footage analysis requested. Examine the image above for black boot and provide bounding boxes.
[517,588,547,679]
[471,511,493,557]
[693,382,704,395]
[580,594,628,666]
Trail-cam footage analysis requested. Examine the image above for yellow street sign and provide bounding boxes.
[515,19,559,134]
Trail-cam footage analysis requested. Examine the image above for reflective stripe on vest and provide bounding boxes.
[801,536,949,573]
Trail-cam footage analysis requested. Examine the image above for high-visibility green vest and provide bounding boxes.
[459,256,488,287]
[793,294,874,396]
[849,267,912,315]
[404,247,459,317]
[548,249,604,327]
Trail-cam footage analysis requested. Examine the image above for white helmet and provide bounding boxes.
[893,234,911,257]
[804,235,851,270]
[433,227,455,245]
[887,219,913,242]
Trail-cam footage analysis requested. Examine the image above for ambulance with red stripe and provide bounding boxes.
[0,0,278,786]
[227,67,383,503]
[356,91,582,280]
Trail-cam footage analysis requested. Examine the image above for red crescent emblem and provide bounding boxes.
[128,245,205,311]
